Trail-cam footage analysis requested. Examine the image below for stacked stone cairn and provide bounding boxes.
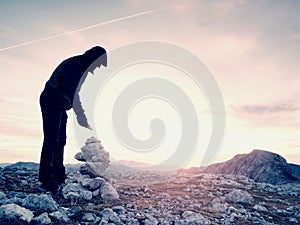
[62,137,119,202]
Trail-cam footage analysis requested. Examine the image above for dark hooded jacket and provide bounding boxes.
[45,47,106,127]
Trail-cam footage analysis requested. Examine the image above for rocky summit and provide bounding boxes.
[203,149,300,185]
[0,146,299,224]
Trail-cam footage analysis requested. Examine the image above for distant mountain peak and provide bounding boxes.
[117,160,152,167]
[203,149,300,185]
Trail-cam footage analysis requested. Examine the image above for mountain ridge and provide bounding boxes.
[202,149,300,184]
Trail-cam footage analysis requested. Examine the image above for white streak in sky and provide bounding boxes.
[0,9,161,52]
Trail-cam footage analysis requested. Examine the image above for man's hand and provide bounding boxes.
[86,125,93,130]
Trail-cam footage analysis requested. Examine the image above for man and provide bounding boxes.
[39,46,107,193]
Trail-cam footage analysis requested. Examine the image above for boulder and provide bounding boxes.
[62,183,93,200]
[100,182,119,201]
[31,212,51,225]
[0,203,34,224]
[225,189,254,205]
[22,194,58,214]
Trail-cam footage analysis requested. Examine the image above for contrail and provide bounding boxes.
[0,9,161,52]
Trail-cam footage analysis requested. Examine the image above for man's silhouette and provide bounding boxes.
[39,46,107,193]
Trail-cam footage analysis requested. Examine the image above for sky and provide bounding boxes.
[1,0,300,167]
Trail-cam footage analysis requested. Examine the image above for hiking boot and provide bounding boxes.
[38,180,59,194]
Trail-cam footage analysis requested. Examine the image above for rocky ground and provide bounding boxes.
[0,163,300,225]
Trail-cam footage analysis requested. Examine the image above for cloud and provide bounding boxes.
[235,103,298,115]
[231,103,300,128]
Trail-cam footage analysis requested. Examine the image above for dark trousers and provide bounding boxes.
[39,87,67,184]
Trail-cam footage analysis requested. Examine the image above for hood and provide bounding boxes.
[83,46,107,67]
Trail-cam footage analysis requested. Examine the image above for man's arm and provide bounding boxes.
[73,92,89,128]
[72,71,92,129]
[62,58,91,129]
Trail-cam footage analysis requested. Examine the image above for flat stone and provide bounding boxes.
[80,161,109,178]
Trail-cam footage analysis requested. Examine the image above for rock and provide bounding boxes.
[0,203,34,223]
[112,206,126,215]
[181,210,210,224]
[74,152,85,161]
[2,196,23,205]
[93,189,100,197]
[62,183,81,193]
[31,212,51,225]
[82,212,97,222]
[85,136,101,144]
[225,189,254,205]
[80,161,108,177]
[49,210,70,223]
[81,188,93,200]
[79,176,93,187]
[0,191,7,204]
[100,182,119,201]
[109,214,124,225]
[210,197,228,213]
[80,176,105,190]
[64,191,81,199]
[79,145,108,162]
[254,204,268,212]
[145,213,158,225]
[289,217,298,223]
[0,175,5,185]
[203,149,300,184]
[94,177,107,187]
[212,203,228,213]
[75,137,110,178]
[101,208,118,219]
[62,183,93,200]
[22,194,58,214]
[290,163,300,180]
[100,208,123,224]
